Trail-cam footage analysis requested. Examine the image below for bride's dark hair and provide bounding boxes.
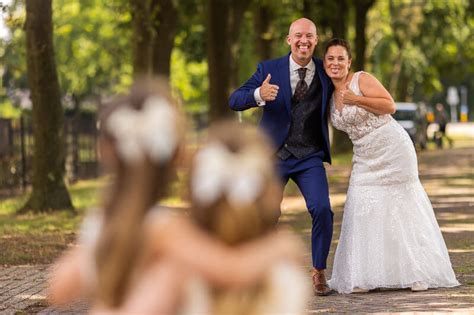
[324,38,352,59]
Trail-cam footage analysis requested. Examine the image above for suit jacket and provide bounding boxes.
[229,54,333,163]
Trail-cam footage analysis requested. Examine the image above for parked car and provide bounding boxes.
[393,102,428,150]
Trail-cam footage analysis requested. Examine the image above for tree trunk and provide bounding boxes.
[302,0,348,57]
[306,0,348,39]
[71,94,81,182]
[130,0,153,77]
[388,1,423,99]
[207,0,233,122]
[331,0,349,39]
[396,70,409,101]
[353,0,376,71]
[388,0,404,96]
[253,3,273,61]
[229,0,252,91]
[22,0,73,213]
[151,0,178,77]
[389,49,403,96]
[329,0,352,154]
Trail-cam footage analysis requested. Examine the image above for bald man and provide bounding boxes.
[229,18,334,296]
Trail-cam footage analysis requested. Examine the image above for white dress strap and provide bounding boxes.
[349,71,364,96]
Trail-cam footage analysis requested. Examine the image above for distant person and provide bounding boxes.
[323,38,459,293]
[434,103,453,148]
[229,17,334,296]
[48,78,303,313]
[188,121,310,315]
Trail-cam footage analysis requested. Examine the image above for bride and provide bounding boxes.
[324,38,460,294]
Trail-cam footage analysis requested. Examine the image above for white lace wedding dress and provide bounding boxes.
[328,71,460,293]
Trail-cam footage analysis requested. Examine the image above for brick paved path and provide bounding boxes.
[0,266,88,314]
[308,285,474,313]
[1,147,473,313]
[0,265,48,313]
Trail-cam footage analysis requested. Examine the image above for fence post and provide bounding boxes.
[20,114,27,190]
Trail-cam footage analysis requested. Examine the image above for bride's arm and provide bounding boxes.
[144,213,303,288]
[342,72,395,115]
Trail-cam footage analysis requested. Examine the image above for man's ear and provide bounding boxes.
[286,35,291,46]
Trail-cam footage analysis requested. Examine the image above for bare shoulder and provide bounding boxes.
[358,71,381,86]
[358,71,391,97]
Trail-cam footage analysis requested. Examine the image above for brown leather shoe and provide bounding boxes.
[312,268,333,296]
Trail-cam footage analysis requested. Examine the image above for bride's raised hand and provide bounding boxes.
[341,84,359,105]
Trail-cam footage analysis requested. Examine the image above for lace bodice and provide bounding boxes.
[330,71,392,140]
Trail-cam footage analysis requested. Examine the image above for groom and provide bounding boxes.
[229,18,334,296]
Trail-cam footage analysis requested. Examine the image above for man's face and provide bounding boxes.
[287,19,318,66]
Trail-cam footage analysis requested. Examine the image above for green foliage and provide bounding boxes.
[270,0,304,57]
[0,0,472,119]
[237,12,260,83]
[0,99,21,118]
[1,0,132,109]
[170,48,208,114]
[175,8,206,62]
[1,2,27,89]
[367,0,474,111]
[52,0,132,97]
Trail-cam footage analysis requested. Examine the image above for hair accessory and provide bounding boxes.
[105,96,178,163]
[192,142,266,208]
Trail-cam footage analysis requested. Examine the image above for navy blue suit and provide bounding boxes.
[229,54,334,269]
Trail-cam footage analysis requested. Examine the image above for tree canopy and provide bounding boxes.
[1,0,472,121]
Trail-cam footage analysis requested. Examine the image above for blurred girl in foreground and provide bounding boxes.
[48,78,302,313]
[188,121,311,314]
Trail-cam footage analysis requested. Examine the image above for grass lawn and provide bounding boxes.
[0,174,190,265]
[0,179,103,265]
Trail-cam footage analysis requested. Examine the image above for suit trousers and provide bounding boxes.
[276,152,333,270]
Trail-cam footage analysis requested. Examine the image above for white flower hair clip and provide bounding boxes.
[105,96,178,163]
[191,142,267,208]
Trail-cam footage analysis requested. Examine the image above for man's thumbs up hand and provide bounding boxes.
[259,74,280,102]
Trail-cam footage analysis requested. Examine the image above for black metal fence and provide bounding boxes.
[0,115,99,191]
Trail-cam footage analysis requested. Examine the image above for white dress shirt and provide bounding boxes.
[254,55,316,106]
